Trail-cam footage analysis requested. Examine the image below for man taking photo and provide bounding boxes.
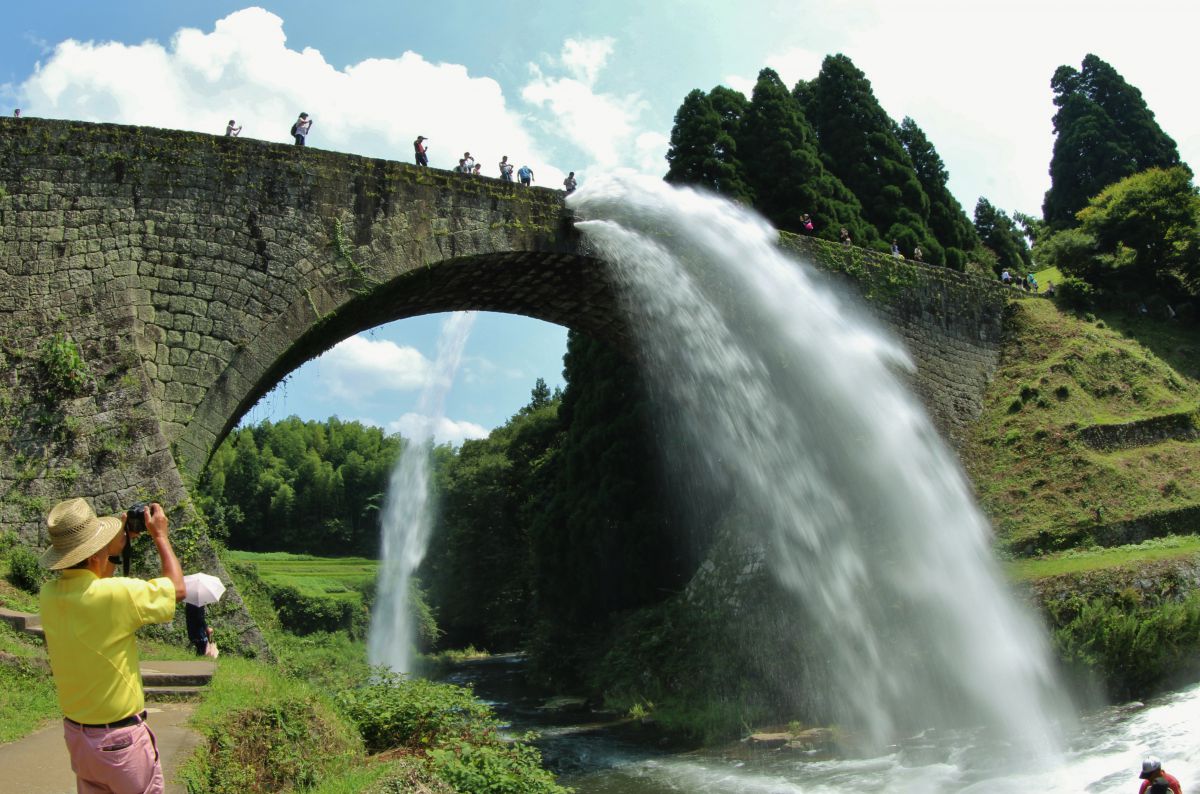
[38,498,185,794]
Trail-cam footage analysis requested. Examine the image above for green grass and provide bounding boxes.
[1033,264,1063,289]
[1006,535,1200,581]
[224,550,377,602]
[0,623,57,743]
[965,299,1200,552]
[0,559,42,613]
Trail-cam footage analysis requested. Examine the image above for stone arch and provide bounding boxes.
[179,248,629,478]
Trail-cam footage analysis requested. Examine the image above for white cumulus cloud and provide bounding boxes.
[316,335,434,401]
[16,7,555,179]
[386,414,489,446]
[521,37,663,173]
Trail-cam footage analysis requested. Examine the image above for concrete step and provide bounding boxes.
[140,661,216,688]
[144,685,207,700]
[0,607,42,640]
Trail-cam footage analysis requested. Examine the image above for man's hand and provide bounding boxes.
[144,503,169,541]
[143,503,185,601]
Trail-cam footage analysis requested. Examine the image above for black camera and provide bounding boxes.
[125,502,148,535]
[121,502,148,576]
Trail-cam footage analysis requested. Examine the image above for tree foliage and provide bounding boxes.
[1037,166,1200,296]
[198,416,403,556]
[526,332,689,668]
[1043,54,1184,229]
[665,88,752,201]
[898,117,978,269]
[736,67,874,242]
[974,197,1033,275]
[805,55,938,259]
[421,385,562,651]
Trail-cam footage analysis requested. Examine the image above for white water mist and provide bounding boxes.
[368,312,476,673]
[570,174,1069,757]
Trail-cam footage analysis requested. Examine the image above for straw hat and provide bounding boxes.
[40,498,124,570]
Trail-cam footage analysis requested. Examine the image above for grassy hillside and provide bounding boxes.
[966,298,1200,553]
[223,550,377,602]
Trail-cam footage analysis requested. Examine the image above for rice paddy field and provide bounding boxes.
[224,550,378,602]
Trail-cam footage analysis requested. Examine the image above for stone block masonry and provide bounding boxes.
[0,117,1018,648]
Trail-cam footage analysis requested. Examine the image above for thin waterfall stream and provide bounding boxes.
[368,311,476,674]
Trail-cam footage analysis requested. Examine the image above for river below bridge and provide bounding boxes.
[440,654,1200,793]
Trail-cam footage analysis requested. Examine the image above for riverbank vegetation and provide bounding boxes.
[174,550,571,793]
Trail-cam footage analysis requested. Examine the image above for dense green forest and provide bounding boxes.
[197,50,1199,728]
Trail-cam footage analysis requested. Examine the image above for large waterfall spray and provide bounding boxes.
[368,312,476,673]
[569,174,1069,757]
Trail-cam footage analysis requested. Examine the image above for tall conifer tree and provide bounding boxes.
[974,197,1033,274]
[665,88,752,200]
[806,54,939,259]
[1043,54,1183,229]
[898,117,978,270]
[737,67,874,242]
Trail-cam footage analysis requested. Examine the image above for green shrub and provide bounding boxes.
[430,741,570,794]
[1055,276,1095,311]
[336,673,494,752]
[1052,590,1200,699]
[7,546,48,593]
[37,333,92,399]
[182,696,358,793]
[178,658,361,794]
[270,584,360,635]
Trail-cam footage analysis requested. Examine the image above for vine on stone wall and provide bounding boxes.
[330,218,378,293]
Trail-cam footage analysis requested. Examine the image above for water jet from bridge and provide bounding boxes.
[570,174,1069,760]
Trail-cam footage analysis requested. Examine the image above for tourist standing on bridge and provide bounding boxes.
[499,155,514,181]
[225,119,242,137]
[291,112,312,145]
[518,164,534,186]
[37,498,186,794]
[414,135,429,166]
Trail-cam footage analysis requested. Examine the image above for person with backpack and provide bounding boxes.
[517,164,534,186]
[1137,757,1182,794]
[290,112,312,146]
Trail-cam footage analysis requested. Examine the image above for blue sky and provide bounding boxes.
[3,1,1196,442]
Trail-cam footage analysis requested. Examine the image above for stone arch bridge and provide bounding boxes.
[0,117,1010,540]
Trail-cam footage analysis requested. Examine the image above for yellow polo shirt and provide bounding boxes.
[39,570,176,724]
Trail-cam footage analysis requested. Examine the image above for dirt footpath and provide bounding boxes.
[0,702,201,793]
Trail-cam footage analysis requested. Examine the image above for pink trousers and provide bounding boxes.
[63,717,164,794]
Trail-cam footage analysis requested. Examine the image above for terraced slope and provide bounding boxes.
[966,299,1200,554]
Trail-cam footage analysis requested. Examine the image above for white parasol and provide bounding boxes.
[183,572,226,607]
